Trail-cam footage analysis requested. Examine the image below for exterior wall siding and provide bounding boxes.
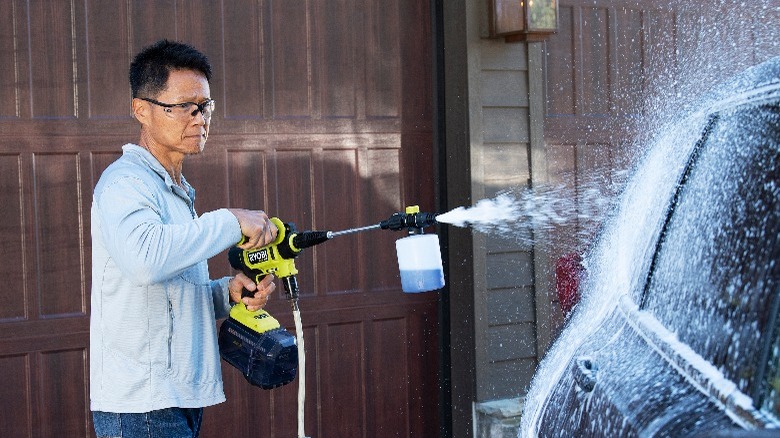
[467,35,536,401]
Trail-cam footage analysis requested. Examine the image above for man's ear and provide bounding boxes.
[131,98,148,124]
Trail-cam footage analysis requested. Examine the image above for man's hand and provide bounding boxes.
[228,273,276,312]
[228,208,278,250]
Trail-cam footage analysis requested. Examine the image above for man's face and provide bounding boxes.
[136,69,212,156]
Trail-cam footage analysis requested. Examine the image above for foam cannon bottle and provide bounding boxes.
[385,206,445,293]
[326,205,445,292]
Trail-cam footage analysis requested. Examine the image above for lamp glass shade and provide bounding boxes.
[527,0,557,31]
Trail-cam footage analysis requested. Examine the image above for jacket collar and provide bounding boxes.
[122,143,195,201]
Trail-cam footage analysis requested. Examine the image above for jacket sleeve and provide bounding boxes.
[211,277,233,320]
[94,174,242,285]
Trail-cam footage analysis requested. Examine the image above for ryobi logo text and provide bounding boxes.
[248,249,270,264]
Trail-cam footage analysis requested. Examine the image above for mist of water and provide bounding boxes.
[435,168,629,253]
[435,2,779,257]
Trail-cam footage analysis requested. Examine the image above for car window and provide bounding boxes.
[641,102,780,399]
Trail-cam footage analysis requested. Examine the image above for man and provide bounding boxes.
[90,39,276,437]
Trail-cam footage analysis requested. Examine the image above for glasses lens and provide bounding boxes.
[184,100,214,120]
[199,100,215,119]
[170,104,193,118]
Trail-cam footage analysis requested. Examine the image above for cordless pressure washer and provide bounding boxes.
[218,218,329,389]
[217,209,439,390]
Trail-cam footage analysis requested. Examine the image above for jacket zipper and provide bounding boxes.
[167,300,174,369]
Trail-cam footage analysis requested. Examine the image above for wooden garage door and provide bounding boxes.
[0,1,437,437]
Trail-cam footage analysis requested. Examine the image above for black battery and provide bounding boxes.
[218,317,298,389]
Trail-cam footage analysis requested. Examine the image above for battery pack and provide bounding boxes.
[218,316,298,389]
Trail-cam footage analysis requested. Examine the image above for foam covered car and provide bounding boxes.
[522,57,780,436]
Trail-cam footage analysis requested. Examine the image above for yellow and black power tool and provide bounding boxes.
[218,217,330,389]
[218,209,439,389]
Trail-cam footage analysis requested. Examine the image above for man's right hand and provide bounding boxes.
[228,208,278,249]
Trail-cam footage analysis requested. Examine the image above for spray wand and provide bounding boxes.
[328,206,439,237]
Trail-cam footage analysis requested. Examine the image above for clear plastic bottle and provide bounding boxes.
[395,233,445,293]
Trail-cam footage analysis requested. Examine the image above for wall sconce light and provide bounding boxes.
[488,0,559,42]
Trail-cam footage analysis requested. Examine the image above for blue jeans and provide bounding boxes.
[92,408,203,438]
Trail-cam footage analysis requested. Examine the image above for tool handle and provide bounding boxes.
[241,284,258,299]
[240,271,270,299]
[240,275,299,306]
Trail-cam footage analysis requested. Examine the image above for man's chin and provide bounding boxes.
[183,137,207,154]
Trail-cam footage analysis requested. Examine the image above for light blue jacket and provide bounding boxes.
[90,144,242,413]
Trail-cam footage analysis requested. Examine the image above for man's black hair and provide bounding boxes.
[129,39,212,98]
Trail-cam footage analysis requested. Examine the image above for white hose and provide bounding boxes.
[293,308,306,438]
